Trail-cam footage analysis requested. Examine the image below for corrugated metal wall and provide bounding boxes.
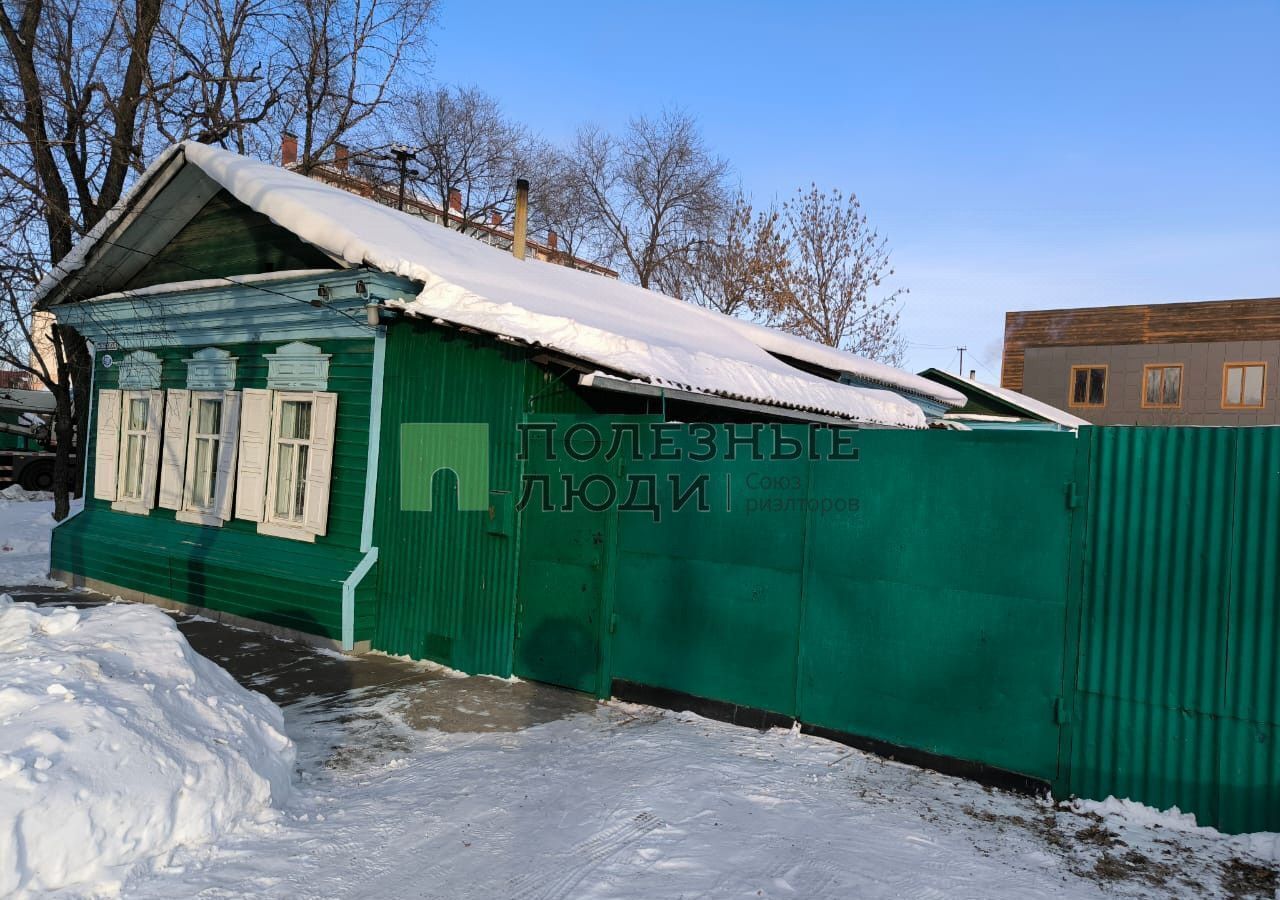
[1066,427,1280,833]
[370,325,594,674]
[51,338,375,640]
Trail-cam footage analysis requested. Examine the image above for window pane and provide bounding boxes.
[128,397,148,430]
[1163,367,1181,405]
[124,434,144,498]
[292,445,309,518]
[274,444,296,517]
[1073,369,1088,404]
[280,400,312,440]
[1144,369,1161,406]
[1244,366,1264,407]
[195,398,222,435]
[192,437,218,508]
[1088,368,1106,405]
[1226,367,1243,405]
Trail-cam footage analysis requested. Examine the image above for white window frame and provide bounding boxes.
[112,389,157,515]
[260,390,318,542]
[177,391,229,526]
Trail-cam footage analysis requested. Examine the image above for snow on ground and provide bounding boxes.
[0,487,79,586]
[0,595,295,897]
[116,694,1279,900]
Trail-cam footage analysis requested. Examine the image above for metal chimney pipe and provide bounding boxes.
[513,178,529,261]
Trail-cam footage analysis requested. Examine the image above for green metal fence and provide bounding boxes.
[511,421,1280,833]
[1063,427,1280,834]
[516,424,1081,784]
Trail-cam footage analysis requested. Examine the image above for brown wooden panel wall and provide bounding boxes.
[1002,298,1280,389]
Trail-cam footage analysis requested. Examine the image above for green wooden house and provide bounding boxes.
[38,142,961,673]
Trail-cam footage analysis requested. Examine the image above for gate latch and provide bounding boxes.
[1065,482,1081,509]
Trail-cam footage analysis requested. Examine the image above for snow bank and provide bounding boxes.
[0,488,71,586]
[0,596,295,897]
[1071,796,1280,863]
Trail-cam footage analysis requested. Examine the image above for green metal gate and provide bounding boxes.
[513,416,618,694]
[519,424,1080,783]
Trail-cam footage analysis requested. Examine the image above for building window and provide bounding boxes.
[118,394,152,501]
[235,386,336,542]
[185,395,224,511]
[1069,365,1107,408]
[270,395,313,525]
[1223,363,1266,410]
[1142,364,1183,409]
[158,389,242,526]
[93,388,163,514]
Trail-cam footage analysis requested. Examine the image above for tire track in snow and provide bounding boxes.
[496,811,663,900]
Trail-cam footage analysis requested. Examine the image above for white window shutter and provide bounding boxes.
[93,389,121,501]
[302,391,338,536]
[215,391,241,521]
[236,388,273,522]
[158,389,190,510]
[140,389,165,510]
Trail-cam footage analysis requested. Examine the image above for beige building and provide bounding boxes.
[1004,297,1280,426]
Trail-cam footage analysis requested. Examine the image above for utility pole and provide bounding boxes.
[957,346,966,376]
[390,145,418,211]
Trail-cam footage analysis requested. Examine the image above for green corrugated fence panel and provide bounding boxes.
[1068,426,1280,833]
[1226,429,1280,724]
[1069,691,1220,823]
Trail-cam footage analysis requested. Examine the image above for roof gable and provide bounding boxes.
[122,190,337,292]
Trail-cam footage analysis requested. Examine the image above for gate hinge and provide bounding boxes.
[1054,696,1069,724]
[1065,482,1081,509]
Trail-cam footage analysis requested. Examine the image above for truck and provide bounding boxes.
[0,388,67,491]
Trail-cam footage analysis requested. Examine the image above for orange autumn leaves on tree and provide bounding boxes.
[676,186,905,365]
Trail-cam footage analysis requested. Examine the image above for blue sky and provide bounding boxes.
[428,1,1280,377]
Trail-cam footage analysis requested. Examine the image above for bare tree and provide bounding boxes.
[769,185,905,365]
[662,193,790,318]
[0,0,167,517]
[400,84,536,228]
[569,110,730,289]
[0,0,439,517]
[525,144,607,268]
[277,0,438,172]
[148,0,284,152]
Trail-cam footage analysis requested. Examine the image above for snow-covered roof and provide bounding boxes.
[719,318,963,408]
[920,369,1089,428]
[36,142,946,428]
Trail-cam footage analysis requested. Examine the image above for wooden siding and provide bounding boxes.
[122,190,337,291]
[1002,297,1280,390]
[51,337,376,641]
